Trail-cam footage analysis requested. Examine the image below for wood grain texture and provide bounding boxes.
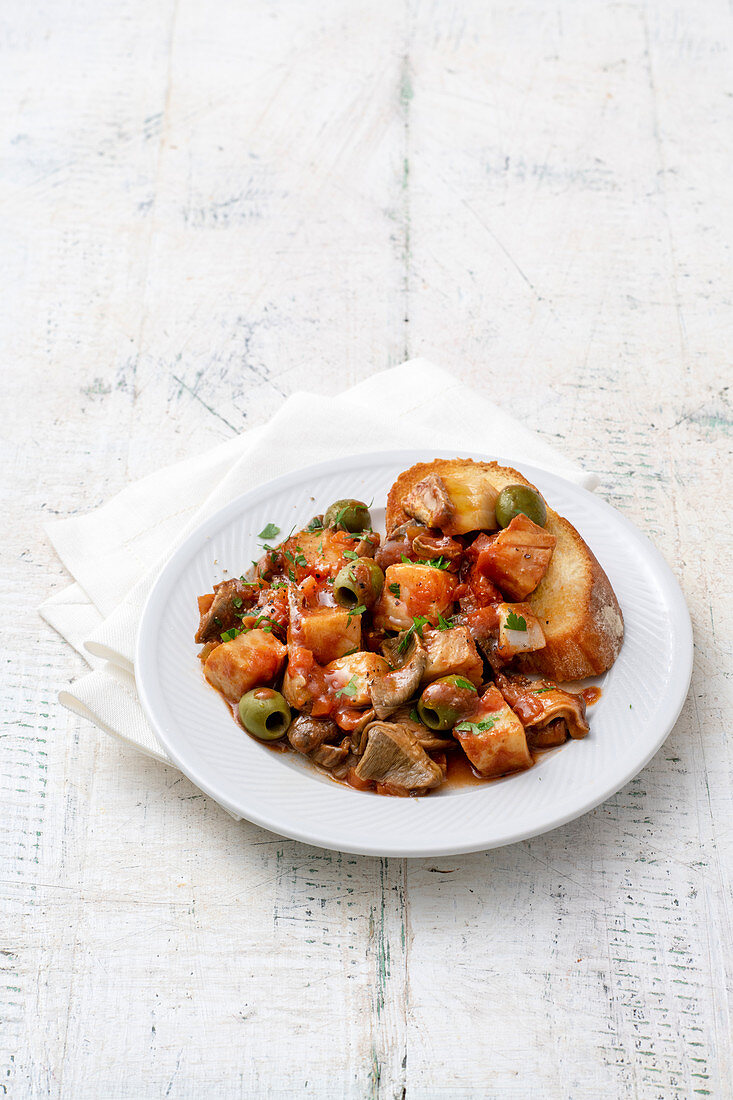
[2,0,731,1096]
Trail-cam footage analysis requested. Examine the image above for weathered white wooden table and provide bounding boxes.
[3,0,731,1096]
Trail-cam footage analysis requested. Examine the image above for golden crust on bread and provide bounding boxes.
[386,459,624,682]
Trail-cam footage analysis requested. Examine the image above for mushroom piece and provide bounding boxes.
[370,637,428,719]
[287,715,351,774]
[390,705,456,751]
[354,720,444,791]
[495,673,589,740]
[350,708,377,755]
[287,714,338,755]
[311,739,351,771]
[194,578,260,644]
[411,530,463,563]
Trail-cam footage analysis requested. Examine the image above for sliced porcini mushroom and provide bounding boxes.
[350,708,376,755]
[354,720,444,791]
[411,530,463,563]
[495,673,589,740]
[370,637,428,719]
[311,739,350,770]
[194,578,260,644]
[287,714,338,755]
[390,706,455,751]
[403,475,454,530]
[526,717,568,748]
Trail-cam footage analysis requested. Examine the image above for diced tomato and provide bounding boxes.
[346,767,373,791]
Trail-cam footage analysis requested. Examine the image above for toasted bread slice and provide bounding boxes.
[386,459,623,682]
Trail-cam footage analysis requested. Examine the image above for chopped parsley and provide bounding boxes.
[505,610,527,631]
[258,523,280,541]
[436,613,454,631]
[415,556,450,570]
[269,581,287,590]
[232,596,243,610]
[397,615,430,654]
[347,603,366,623]
[400,554,413,564]
[249,615,281,633]
[335,676,358,699]
[455,718,497,735]
[409,707,421,723]
[220,627,242,643]
[454,677,478,693]
[533,687,553,694]
[343,550,359,561]
[306,516,324,532]
[389,582,401,598]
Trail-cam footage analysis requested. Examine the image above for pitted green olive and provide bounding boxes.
[238,687,291,741]
[417,675,478,731]
[333,558,384,609]
[495,485,547,528]
[323,498,371,532]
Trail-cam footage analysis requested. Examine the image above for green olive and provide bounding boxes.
[323,498,371,532]
[238,687,291,741]
[417,675,478,731]
[333,558,384,609]
[495,485,547,528]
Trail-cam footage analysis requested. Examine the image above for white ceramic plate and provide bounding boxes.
[136,449,693,857]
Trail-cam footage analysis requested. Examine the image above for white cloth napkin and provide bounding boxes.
[41,359,597,766]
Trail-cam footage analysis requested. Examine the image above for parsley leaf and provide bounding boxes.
[220,627,242,643]
[454,677,478,693]
[335,676,358,699]
[505,610,527,631]
[397,615,430,653]
[343,550,359,561]
[409,707,421,724]
[436,613,453,631]
[269,581,287,590]
[389,582,401,598]
[401,553,413,564]
[232,596,243,609]
[250,615,281,633]
[455,718,497,735]
[258,523,280,540]
[347,603,366,623]
[306,516,324,532]
[414,556,450,570]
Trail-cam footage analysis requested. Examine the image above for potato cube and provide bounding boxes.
[373,563,455,632]
[204,629,286,703]
[496,602,546,660]
[324,652,390,707]
[454,685,532,777]
[422,626,483,686]
[297,607,362,665]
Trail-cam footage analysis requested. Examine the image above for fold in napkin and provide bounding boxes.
[41,359,598,765]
